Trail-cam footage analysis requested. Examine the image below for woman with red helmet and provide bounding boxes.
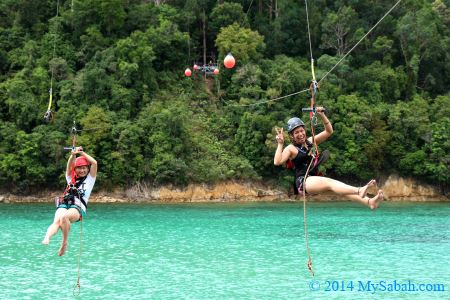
[274,107,384,209]
[42,146,97,256]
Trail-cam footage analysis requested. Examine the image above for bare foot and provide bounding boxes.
[368,190,384,210]
[58,242,68,256]
[359,179,377,198]
[42,238,50,245]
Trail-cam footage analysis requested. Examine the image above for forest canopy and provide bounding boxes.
[0,0,449,194]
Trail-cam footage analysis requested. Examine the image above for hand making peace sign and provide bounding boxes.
[275,127,284,145]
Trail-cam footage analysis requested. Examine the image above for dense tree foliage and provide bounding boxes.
[0,0,448,194]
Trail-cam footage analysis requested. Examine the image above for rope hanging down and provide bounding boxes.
[72,123,83,297]
[298,0,321,277]
[300,79,323,276]
[44,0,60,122]
[62,121,84,296]
[298,0,402,277]
[73,218,83,296]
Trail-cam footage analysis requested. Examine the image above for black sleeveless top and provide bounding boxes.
[291,140,316,179]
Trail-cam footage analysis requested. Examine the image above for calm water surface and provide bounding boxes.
[0,201,449,299]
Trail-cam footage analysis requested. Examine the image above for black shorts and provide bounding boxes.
[295,176,307,195]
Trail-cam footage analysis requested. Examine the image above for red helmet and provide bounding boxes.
[75,156,90,168]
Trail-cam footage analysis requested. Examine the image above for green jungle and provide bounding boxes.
[0,0,449,194]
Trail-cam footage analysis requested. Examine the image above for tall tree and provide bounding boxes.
[320,6,362,56]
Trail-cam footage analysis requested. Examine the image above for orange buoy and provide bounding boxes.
[184,68,192,77]
[224,53,235,69]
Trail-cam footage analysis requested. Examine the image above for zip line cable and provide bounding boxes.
[231,0,402,108]
[231,89,310,107]
[319,0,403,84]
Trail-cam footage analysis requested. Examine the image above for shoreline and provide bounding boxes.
[1,192,448,205]
[1,175,448,204]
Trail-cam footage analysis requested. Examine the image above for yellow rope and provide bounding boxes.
[311,59,316,83]
[47,89,53,111]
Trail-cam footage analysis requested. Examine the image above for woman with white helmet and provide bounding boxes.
[274,107,383,209]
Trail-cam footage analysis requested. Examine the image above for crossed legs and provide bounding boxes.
[305,176,384,209]
[42,208,80,256]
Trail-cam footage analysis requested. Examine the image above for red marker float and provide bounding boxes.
[184,68,192,77]
[224,53,235,69]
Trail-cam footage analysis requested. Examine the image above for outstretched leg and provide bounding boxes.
[358,179,377,198]
[344,189,384,209]
[305,176,384,209]
[305,176,362,196]
[57,208,80,256]
[368,190,384,210]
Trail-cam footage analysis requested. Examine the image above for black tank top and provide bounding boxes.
[291,140,315,179]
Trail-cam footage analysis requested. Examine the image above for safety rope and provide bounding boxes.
[69,122,83,296]
[300,80,320,277]
[60,121,84,296]
[73,216,83,296]
[302,155,316,276]
[300,0,320,276]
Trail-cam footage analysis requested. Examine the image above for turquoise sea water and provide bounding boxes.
[0,201,449,300]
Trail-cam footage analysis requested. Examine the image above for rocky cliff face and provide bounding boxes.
[92,175,448,203]
[0,175,447,203]
[381,174,444,201]
[94,182,285,203]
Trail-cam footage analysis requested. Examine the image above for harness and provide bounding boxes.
[288,141,321,195]
[291,141,317,178]
[57,175,88,213]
